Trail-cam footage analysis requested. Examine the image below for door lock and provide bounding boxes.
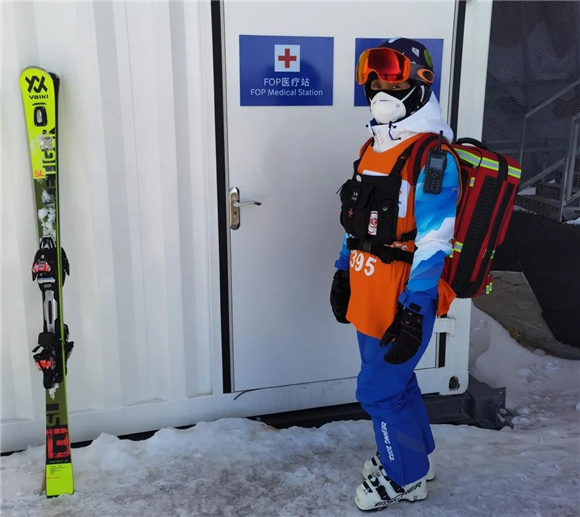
[229,187,261,230]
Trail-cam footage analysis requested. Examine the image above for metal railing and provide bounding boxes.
[517,78,580,220]
[518,148,580,192]
[563,113,580,203]
[518,78,580,167]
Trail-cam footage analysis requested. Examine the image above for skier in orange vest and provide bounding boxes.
[331,37,460,510]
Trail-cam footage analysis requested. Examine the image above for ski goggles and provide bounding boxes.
[356,47,434,86]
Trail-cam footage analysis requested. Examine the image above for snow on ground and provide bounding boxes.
[470,306,579,431]
[514,205,536,214]
[1,307,579,517]
[565,217,580,225]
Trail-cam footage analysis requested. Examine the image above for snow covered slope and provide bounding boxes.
[1,307,578,517]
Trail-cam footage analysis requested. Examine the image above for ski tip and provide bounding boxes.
[20,67,60,83]
[20,66,48,77]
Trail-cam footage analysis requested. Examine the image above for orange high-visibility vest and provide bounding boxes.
[346,135,456,339]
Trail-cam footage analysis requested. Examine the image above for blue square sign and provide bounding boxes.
[354,38,444,106]
[240,35,334,106]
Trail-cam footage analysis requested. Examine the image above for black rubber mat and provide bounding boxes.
[494,211,580,348]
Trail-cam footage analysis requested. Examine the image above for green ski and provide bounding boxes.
[19,67,74,497]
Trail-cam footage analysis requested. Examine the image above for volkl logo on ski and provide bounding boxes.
[26,75,48,93]
[26,75,49,99]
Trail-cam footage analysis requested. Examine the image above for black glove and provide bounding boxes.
[381,303,424,364]
[330,269,350,324]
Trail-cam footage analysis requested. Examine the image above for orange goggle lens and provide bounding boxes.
[356,48,410,85]
[356,47,434,86]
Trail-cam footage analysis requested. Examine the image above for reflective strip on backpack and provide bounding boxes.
[491,249,496,260]
[458,153,503,172]
[455,149,482,167]
[469,177,475,187]
[453,241,463,253]
[456,149,521,179]
[481,158,500,171]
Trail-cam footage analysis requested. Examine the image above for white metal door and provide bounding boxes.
[224,1,458,392]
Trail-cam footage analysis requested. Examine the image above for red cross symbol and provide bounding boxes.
[278,48,297,69]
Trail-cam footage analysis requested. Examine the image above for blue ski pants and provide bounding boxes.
[355,304,436,487]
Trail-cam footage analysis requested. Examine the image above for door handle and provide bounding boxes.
[233,200,262,208]
[229,187,261,230]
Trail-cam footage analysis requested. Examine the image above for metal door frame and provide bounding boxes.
[212,0,467,395]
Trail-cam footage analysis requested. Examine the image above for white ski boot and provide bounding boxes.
[363,452,435,481]
[355,465,427,511]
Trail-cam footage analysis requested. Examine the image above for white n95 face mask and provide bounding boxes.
[370,88,416,124]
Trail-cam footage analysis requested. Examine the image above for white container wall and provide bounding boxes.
[1,0,222,451]
[1,0,493,453]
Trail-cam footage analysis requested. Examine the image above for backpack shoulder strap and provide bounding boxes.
[359,137,374,157]
[445,143,464,204]
[409,133,442,185]
[390,139,420,178]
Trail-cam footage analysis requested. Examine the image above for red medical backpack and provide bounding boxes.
[409,136,522,298]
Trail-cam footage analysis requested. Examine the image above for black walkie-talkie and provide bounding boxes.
[423,131,447,194]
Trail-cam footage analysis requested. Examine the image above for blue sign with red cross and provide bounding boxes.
[353,38,444,107]
[239,35,334,106]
